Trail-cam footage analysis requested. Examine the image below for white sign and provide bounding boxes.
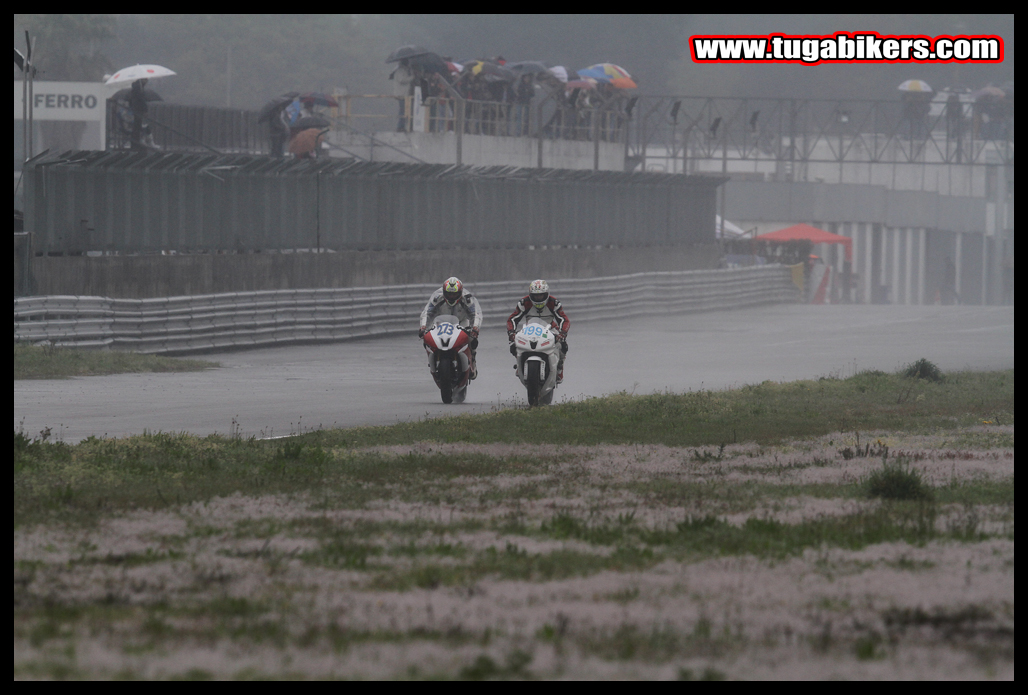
[14,81,112,122]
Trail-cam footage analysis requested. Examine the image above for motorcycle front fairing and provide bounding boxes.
[514,318,560,392]
[424,317,471,387]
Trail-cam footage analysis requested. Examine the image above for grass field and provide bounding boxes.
[14,344,218,380]
[13,368,1014,679]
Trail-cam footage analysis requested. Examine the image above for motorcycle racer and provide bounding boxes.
[420,277,482,379]
[506,279,570,384]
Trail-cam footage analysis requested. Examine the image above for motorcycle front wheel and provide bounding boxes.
[437,356,453,404]
[526,360,541,406]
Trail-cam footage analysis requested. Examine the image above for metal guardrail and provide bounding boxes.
[14,266,797,355]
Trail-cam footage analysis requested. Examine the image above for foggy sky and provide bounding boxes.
[15,14,1015,109]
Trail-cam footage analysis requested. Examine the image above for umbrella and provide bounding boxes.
[577,63,637,89]
[298,92,339,108]
[897,79,932,93]
[111,87,162,103]
[386,45,432,63]
[258,92,299,123]
[507,61,551,77]
[548,66,570,83]
[105,64,176,86]
[463,60,516,82]
[971,86,1005,100]
[754,223,852,262]
[289,128,328,157]
[565,78,597,91]
[409,52,451,78]
[293,115,331,131]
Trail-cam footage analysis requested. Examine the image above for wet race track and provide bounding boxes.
[14,305,1015,443]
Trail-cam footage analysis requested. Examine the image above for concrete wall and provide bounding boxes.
[29,245,721,299]
[333,131,626,171]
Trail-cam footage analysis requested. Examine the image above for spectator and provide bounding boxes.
[513,74,534,136]
[391,59,414,132]
[901,91,931,140]
[269,107,290,157]
[946,92,965,162]
[284,97,302,128]
[129,78,156,150]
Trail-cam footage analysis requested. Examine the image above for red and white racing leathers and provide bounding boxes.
[506,295,570,341]
[507,294,570,381]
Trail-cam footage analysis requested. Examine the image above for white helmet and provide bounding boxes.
[529,279,549,309]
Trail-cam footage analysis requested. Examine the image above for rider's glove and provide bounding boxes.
[418,326,426,338]
[509,342,517,356]
[470,327,479,340]
[507,331,515,343]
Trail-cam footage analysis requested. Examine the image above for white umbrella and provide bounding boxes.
[549,66,569,83]
[105,64,176,86]
[897,79,932,93]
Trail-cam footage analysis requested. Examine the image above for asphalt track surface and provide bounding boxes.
[15,305,1014,443]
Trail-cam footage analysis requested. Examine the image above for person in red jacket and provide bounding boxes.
[506,279,570,384]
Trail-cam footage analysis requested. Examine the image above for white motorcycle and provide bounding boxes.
[513,318,561,406]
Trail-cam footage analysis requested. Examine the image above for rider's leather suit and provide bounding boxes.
[420,288,482,333]
[506,295,570,381]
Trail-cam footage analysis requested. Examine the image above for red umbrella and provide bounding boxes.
[754,224,852,261]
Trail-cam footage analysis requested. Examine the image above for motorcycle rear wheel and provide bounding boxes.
[438,357,453,404]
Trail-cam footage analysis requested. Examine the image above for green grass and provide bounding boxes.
[13,369,1013,528]
[865,458,934,501]
[316,368,1014,448]
[14,343,218,379]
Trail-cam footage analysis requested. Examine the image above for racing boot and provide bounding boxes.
[556,358,564,385]
[470,350,478,380]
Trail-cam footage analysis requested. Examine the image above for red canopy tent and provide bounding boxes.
[754,223,852,262]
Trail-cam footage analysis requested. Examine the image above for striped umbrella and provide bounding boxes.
[577,63,637,89]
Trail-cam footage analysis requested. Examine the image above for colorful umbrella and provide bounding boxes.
[577,63,636,89]
[565,78,597,91]
[898,79,932,93]
[105,64,176,86]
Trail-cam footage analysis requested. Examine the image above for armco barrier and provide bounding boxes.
[14,266,797,355]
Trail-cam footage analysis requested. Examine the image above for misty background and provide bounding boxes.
[14,14,1014,109]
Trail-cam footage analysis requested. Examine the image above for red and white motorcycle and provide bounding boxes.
[422,317,473,404]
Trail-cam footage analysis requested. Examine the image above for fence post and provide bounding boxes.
[455,98,464,165]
